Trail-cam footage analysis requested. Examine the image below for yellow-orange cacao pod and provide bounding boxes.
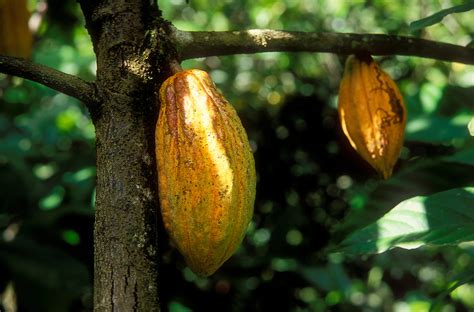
[338,54,406,179]
[156,69,256,276]
[0,0,32,58]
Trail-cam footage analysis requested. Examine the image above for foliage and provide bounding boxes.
[409,2,474,32]
[0,0,473,311]
[335,187,474,255]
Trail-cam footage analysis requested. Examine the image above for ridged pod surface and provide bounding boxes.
[156,69,256,276]
[0,0,32,58]
[338,54,406,179]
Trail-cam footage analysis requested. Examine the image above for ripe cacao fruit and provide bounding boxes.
[155,69,256,276]
[338,54,406,179]
[0,0,32,58]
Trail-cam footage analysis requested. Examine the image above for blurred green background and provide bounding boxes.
[0,0,473,311]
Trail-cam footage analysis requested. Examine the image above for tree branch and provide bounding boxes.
[0,55,98,106]
[173,28,474,64]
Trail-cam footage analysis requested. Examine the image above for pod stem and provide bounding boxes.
[169,59,183,74]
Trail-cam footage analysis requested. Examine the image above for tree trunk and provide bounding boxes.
[93,91,160,311]
[78,1,165,310]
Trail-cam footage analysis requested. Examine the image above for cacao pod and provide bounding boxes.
[0,0,32,58]
[338,54,406,179]
[155,69,256,276]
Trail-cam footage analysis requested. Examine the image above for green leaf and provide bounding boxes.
[430,268,474,312]
[405,115,471,143]
[332,160,474,244]
[409,3,474,31]
[38,185,65,210]
[443,148,474,166]
[334,188,474,255]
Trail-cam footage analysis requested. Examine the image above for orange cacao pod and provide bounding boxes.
[155,69,256,276]
[338,54,406,179]
[0,0,32,58]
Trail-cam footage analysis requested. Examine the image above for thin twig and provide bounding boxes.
[173,28,474,64]
[0,55,99,106]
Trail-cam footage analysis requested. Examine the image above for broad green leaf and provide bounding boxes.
[405,115,471,143]
[430,268,474,312]
[409,3,474,31]
[443,148,474,166]
[334,188,474,255]
[332,160,474,244]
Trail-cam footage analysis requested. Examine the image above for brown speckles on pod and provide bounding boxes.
[155,69,256,276]
[338,55,406,179]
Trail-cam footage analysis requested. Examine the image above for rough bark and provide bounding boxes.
[77,1,170,311]
[92,91,160,312]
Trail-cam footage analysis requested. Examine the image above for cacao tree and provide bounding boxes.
[0,1,473,311]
